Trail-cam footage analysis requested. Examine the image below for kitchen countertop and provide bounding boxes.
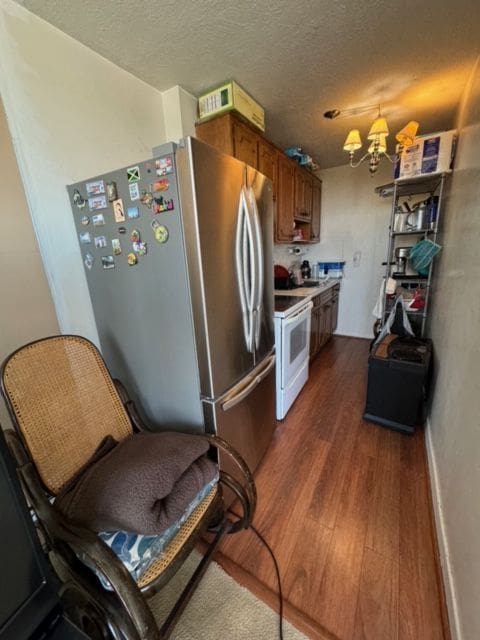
[274,279,341,300]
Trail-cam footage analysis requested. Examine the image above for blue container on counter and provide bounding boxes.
[317,261,345,278]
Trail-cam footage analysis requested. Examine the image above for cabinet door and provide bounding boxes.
[310,178,322,243]
[310,307,321,358]
[276,153,296,242]
[294,168,313,220]
[331,288,339,333]
[258,139,277,200]
[233,121,258,168]
[195,113,235,157]
[324,303,333,344]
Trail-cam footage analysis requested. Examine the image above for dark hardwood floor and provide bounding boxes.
[215,336,449,640]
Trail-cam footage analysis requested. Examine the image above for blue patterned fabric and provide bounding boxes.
[92,476,218,589]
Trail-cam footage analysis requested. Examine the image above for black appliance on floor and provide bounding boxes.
[363,336,433,434]
[0,429,89,640]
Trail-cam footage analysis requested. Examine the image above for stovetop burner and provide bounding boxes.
[274,295,308,312]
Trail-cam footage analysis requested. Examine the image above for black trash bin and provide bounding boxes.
[363,336,432,434]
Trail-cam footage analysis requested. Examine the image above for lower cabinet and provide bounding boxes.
[310,285,340,359]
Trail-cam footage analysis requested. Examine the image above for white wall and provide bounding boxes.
[426,57,480,640]
[274,162,392,338]
[162,85,198,142]
[0,0,190,344]
[0,98,59,429]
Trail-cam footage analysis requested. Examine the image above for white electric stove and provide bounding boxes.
[274,295,313,419]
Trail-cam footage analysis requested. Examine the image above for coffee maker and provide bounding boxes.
[394,247,410,276]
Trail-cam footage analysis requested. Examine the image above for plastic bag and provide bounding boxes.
[373,296,414,348]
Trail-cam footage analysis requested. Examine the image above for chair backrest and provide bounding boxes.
[1,335,133,495]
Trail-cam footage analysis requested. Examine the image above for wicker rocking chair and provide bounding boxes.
[0,335,256,640]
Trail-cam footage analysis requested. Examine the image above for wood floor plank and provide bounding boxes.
[353,548,399,640]
[313,447,375,638]
[365,428,402,559]
[307,372,365,529]
[398,431,446,640]
[284,519,333,616]
[314,524,366,639]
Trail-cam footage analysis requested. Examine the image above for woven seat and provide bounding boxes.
[1,335,256,640]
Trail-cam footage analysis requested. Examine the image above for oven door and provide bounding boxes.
[280,301,313,388]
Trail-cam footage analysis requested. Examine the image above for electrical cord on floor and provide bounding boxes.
[229,510,284,640]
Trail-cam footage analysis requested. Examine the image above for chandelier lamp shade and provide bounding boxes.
[343,113,419,175]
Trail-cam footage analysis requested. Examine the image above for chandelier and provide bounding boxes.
[343,113,419,175]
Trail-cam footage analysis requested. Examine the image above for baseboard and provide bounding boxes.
[334,332,372,340]
[425,418,462,640]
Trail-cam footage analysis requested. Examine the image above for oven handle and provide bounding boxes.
[283,301,313,326]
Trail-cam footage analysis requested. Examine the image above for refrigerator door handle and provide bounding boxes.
[248,186,264,349]
[221,354,276,412]
[235,187,253,352]
[236,186,256,353]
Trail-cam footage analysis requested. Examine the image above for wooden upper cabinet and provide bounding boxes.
[276,153,296,242]
[257,138,277,199]
[195,113,235,157]
[294,168,313,220]
[195,112,321,244]
[232,121,258,168]
[310,177,322,243]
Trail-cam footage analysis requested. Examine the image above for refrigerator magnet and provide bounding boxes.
[127,252,137,266]
[92,213,106,226]
[129,182,140,201]
[127,166,140,183]
[102,256,115,270]
[86,180,105,196]
[133,241,147,256]
[153,224,169,244]
[73,189,87,209]
[118,226,127,234]
[155,156,173,176]
[112,239,122,255]
[106,181,118,202]
[88,195,107,211]
[152,179,169,192]
[140,190,154,207]
[79,231,91,244]
[94,235,107,249]
[80,215,90,226]
[113,198,126,223]
[84,252,94,270]
[130,229,141,242]
[127,206,139,219]
[153,196,174,214]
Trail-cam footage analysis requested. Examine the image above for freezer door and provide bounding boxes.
[175,138,274,399]
[202,353,276,494]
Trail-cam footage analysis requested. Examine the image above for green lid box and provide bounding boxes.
[198,80,265,132]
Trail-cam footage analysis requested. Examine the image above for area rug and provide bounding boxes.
[150,551,307,640]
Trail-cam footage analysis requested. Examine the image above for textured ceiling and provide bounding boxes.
[17,0,480,168]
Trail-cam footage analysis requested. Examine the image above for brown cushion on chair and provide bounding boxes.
[55,432,217,535]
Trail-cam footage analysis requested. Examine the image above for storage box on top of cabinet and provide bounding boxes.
[198,81,265,132]
[394,130,457,180]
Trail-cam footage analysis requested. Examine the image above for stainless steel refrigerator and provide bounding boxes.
[67,136,276,477]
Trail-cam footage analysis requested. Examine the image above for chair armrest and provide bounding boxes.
[204,434,257,529]
[4,429,29,467]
